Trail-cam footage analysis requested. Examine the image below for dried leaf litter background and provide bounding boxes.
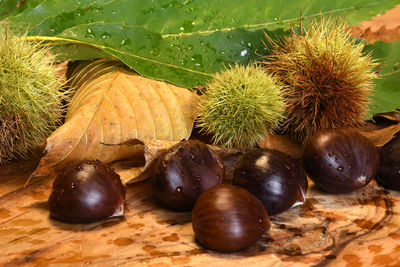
[32,59,199,178]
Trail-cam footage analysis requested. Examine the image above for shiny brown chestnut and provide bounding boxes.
[303,128,379,194]
[151,140,224,211]
[192,184,270,252]
[233,148,307,215]
[48,159,126,223]
[376,134,400,190]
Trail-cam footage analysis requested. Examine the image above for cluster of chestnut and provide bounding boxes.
[48,128,400,253]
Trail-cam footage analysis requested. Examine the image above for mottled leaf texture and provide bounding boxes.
[3,0,398,88]
[32,59,199,177]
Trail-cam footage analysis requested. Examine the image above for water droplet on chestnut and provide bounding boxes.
[192,185,270,252]
[233,149,308,215]
[376,134,400,190]
[303,128,379,194]
[151,140,224,211]
[48,159,126,223]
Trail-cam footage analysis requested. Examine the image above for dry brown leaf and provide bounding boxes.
[32,59,199,178]
[126,139,178,184]
[374,111,400,123]
[360,123,400,147]
[258,134,303,159]
[351,4,400,43]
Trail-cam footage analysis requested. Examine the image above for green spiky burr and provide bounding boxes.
[197,64,285,150]
[0,26,66,164]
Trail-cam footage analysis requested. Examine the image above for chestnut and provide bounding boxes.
[151,140,224,211]
[192,184,270,252]
[303,128,379,194]
[48,159,126,223]
[376,134,400,190]
[233,148,307,215]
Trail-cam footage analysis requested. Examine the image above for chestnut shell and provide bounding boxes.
[192,184,270,252]
[48,160,126,223]
[233,148,307,215]
[303,128,379,194]
[376,134,400,190]
[151,140,224,211]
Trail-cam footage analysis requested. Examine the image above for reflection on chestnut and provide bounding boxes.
[233,148,307,215]
[192,184,270,252]
[303,128,379,194]
[376,134,400,190]
[48,159,126,223]
[151,140,224,211]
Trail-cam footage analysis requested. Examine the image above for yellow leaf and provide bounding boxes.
[32,59,199,177]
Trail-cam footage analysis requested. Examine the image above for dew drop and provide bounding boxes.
[337,166,344,172]
[240,49,248,57]
[150,48,160,56]
[101,32,112,39]
[190,153,195,160]
[328,152,334,157]
[348,163,352,169]
[175,186,183,193]
[258,218,263,223]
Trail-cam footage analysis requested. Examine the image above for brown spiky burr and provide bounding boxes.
[260,19,377,142]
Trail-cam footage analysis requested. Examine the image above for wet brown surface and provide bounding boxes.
[1,151,400,267]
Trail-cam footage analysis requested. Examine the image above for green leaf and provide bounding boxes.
[365,41,400,117]
[0,0,19,18]
[2,0,398,88]
[0,0,43,19]
[3,0,398,87]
